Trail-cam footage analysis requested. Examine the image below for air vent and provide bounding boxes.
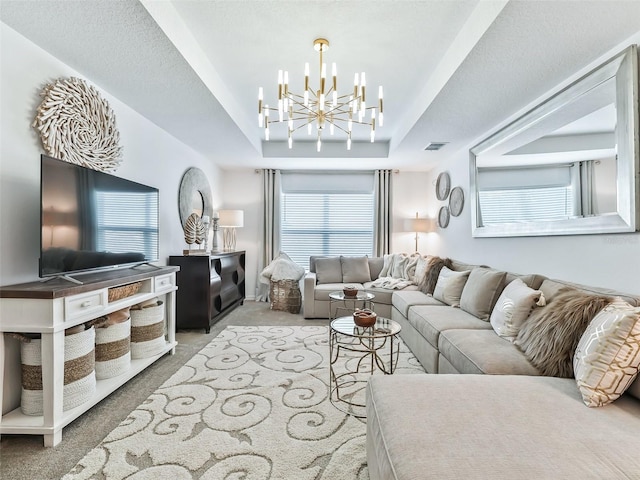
[424,142,448,151]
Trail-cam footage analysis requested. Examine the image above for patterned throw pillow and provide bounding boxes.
[413,255,430,286]
[432,267,471,307]
[490,278,545,340]
[573,298,640,407]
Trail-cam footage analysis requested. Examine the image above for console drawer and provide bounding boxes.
[65,290,106,322]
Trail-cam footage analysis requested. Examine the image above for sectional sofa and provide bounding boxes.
[365,256,640,479]
[302,254,640,479]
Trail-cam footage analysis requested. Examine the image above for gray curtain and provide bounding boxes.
[255,169,281,301]
[374,169,392,256]
[580,160,595,216]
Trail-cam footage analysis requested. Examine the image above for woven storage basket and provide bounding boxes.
[20,327,96,416]
[95,317,131,380]
[270,279,302,314]
[130,299,165,359]
[108,281,142,302]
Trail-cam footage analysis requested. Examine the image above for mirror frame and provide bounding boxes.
[470,45,639,238]
[178,167,213,227]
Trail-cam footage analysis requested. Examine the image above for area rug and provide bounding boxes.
[63,325,423,480]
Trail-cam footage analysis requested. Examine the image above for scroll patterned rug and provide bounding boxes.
[63,325,423,480]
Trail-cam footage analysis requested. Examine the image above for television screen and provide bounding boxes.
[40,155,159,278]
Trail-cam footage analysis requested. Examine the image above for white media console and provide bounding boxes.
[0,265,178,447]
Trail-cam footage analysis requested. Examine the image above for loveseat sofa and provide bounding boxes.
[303,255,418,319]
[365,255,640,479]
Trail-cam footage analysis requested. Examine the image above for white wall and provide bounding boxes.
[423,38,640,295]
[0,24,223,413]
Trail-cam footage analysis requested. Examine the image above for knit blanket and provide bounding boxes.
[370,276,414,290]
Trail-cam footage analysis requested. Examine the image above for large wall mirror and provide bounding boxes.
[470,45,638,237]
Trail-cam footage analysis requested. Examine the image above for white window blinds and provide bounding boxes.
[95,191,158,259]
[279,172,374,270]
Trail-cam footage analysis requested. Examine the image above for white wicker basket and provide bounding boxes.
[95,318,131,380]
[20,327,96,416]
[130,300,165,359]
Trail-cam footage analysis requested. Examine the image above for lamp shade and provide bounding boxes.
[404,217,435,233]
[218,210,244,228]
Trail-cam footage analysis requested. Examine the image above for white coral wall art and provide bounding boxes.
[32,77,123,172]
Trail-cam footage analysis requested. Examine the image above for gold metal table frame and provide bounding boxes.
[329,316,401,417]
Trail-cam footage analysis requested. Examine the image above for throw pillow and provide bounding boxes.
[413,255,430,286]
[340,256,371,283]
[404,254,421,281]
[490,278,545,340]
[573,298,640,407]
[432,267,471,307]
[315,257,342,284]
[418,256,452,295]
[459,268,507,321]
[515,288,612,377]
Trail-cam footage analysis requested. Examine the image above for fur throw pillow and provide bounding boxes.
[515,288,612,377]
[418,256,452,295]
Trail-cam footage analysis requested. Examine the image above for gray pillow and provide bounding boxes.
[315,257,342,284]
[433,267,471,307]
[340,256,371,283]
[459,267,507,321]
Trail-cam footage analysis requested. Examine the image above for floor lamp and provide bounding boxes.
[218,210,244,251]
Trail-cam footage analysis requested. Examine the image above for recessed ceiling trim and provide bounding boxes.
[390,0,509,151]
[140,0,261,153]
[262,141,389,158]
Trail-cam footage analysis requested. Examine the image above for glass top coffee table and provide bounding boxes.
[329,315,402,417]
[329,290,375,320]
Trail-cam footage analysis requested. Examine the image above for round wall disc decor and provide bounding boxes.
[438,206,450,228]
[436,172,451,200]
[449,187,465,217]
[32,77,123,172]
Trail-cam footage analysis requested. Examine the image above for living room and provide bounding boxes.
[2,1,640,479]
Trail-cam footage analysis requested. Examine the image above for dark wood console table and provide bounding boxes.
[169,251,245,333]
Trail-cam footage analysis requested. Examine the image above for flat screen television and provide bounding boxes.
[40,155,159,279]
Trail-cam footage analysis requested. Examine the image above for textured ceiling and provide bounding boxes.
[2,0,640,171]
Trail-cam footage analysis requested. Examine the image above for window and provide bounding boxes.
[95,190,158,259]
[279,172,374,270]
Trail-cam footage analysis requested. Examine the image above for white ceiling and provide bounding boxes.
[2,0,640,172]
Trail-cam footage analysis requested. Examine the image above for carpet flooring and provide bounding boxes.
[0,302,422,480]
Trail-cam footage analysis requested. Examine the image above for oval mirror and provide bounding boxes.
[178,167,213,227]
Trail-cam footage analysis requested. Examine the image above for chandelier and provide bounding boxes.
[258,38,383,152]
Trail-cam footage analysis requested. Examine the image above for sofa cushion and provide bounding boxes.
[392,291,441,317]
[439,329,540,375]
[515,288,612,377]
[539,278,640,306]
[490,278,544,341]
[315,257,343,284]
[574,298,640,407]
[433,267,470,307]
[366,374,640,480]
[340,256,371,283]
[368,257,384,280]
[313,282,364,301]
[364,283,418,306]
[505,272,546,290]
[459,268,507,320]
[408,305,492,348]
